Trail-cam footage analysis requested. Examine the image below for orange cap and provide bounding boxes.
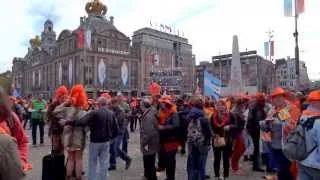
[271,87,286,97]
[307,90,320,102]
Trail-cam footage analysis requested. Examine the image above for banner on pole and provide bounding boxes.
[264,42,269,57]
[85,29,92,49]
[204,71,222,100]
[296,0,305,14]
[270,41,274,56]
[284,0,293,17]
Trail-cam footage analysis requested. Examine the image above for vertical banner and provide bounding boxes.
[121,61,129,87]
[284,0,293,17]
[85,29,92,49]
[154,53,159,66]
[204,71,222,100]
[68,60,73,85]
[264,41,269,57]
[38,69,41,87]
[270,41,275,56]
[296,0,305,14]
[32,71,35,87]
[98,59,106,87]
[77,28,85,49]
[58,63,62,85]
[171,55,174,68]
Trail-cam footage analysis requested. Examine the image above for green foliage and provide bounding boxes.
[0,77,12,94]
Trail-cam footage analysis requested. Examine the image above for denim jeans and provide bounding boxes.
[299,164,320,180]
[109,134,131,168]
[200,145,210,178]
[88,142,109,180]
[271,148,293,180]
[122,129,129,154]
[31,119,44,144]
[187,145,205,180]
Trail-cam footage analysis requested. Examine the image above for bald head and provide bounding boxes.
[142,97,152,108]
[97,97,108,107]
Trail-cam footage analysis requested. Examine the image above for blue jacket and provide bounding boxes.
[300,106,320,170]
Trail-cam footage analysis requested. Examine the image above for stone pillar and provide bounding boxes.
[229,35,243,94]
[93,55,98,98]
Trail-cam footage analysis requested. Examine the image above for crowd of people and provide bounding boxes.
[0,82,320,180]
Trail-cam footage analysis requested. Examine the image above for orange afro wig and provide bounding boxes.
[149,82,161,96]
[54,86,68,101]
[70,84,88,109]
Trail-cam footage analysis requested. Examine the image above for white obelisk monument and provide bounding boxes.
[229,35,243,94]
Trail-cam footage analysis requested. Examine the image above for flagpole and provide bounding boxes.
[294,0,300,90]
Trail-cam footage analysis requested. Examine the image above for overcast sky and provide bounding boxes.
[0,0,319,80]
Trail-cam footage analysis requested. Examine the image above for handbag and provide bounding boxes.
[213,135,226,148]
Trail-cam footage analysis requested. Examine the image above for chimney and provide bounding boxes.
[110,16,114,25]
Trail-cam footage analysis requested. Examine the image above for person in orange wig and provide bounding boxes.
[53,84,88,180]
[47,85,69,153]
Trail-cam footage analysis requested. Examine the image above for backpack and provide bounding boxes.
[187,117,204,146]
[283,116,320,161]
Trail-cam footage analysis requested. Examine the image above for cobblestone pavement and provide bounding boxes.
[25,126,266,180]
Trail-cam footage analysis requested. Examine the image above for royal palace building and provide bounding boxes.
[12,0,194,98]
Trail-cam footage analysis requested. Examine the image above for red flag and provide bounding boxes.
[296,0,305,14]
[77,28,85,49]
[270,41,275,56]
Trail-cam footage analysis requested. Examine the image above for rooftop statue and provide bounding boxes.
[85,0,108,17]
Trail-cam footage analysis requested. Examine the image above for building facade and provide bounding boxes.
[195,61,213,91]
[212,50,275,94]
[132,28,194,94]
[275,57,310,91]
[12,0,194,97]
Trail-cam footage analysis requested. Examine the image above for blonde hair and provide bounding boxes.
[0,86,13,122]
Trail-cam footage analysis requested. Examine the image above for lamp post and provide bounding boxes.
[294,1,300,90]
[266,30,274,90]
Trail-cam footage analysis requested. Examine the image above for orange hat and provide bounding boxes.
[271,87,286,97]
[149,83,161,96]
[70,84,88,109]
[307,90,320,102]
[54,86,68,100]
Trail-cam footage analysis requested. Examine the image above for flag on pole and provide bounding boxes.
[296,0,305,14]
[77,28,85,49]
[284,0,293,17]
[204,71,222,100]
[264,41,269,57]
[270,41,275,56]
